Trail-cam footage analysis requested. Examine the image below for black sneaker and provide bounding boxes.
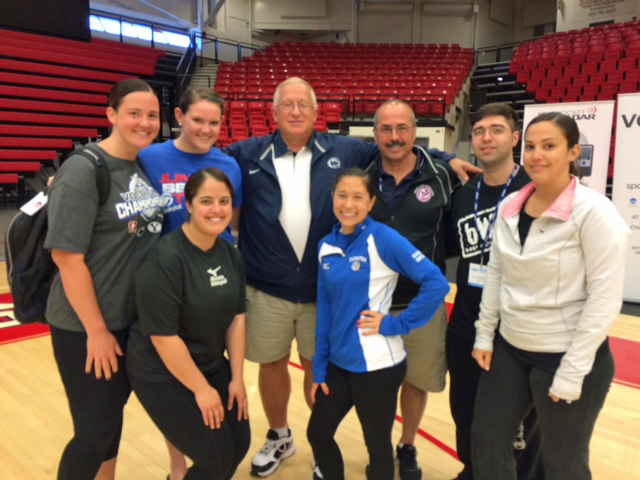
[396,444,422,480]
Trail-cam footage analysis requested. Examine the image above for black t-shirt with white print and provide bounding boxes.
[127,227,246,382]
[447,167,530,343]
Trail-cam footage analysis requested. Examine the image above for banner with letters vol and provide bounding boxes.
[612,93,640,303]
[522,101,615,195]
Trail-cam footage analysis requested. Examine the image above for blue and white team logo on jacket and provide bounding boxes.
[327,157,341,169]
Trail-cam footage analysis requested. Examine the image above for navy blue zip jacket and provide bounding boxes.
[225,131,376,303]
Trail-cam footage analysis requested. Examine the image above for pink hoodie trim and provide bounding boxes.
[502,176,577,221]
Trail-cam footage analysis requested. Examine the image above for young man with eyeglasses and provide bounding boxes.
[365,99,458,480]
[446,103,543,480]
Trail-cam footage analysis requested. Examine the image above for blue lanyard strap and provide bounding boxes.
[474,164,519,264]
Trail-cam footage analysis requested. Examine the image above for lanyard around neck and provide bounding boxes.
[473,164,519,263]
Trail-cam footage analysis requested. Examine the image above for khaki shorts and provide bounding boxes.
[396,303,448,393]
[245,285,316,364]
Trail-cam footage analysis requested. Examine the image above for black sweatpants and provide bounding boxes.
[472,335,614,480]
[307,361,406,480]
[446,330,544,480]
[50,325,131,480]
[130,359,250,480]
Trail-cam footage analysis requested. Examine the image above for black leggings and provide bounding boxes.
[129,359,251,480]
[446,331,544,480]
[307,361,406,480]
[50,325,131,480]
[472,336,613,480]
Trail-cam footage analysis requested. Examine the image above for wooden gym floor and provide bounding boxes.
[0,277,639,479]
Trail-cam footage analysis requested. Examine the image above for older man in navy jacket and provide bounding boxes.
[225,77,477,478]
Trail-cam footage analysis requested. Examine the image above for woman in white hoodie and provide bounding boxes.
[471,112,630,480]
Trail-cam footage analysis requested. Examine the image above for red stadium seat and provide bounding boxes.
[515,70,529,84]
[607,71,624,84]
[251,125,269,137]
[540,78,555,90]
[619,79,639,93]
[313,116,328,132]
[566,86,582,97]
[583,84,599,97]
[535,89,549,102]
[581,63,598,75]
[564,64,581,77]
[619,57,637,72]
[323,103,342,123]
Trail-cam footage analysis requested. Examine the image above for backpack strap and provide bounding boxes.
[67,147,111,206]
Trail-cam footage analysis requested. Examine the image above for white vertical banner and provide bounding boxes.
[612,93,640,303]
[522,101,615,195]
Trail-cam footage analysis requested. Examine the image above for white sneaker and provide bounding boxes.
[311,459,324,480]
[251,428,296,477]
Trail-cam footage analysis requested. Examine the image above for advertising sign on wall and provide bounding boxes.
[522,101,615,195]
[573,0,636,23]
[611,93,640,302]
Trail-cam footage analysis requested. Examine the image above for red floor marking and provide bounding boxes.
[395,415,459,460]
[614,379,640,390]
[288,358,459,460]
[609,336,640,389]
[0,325,49,345]
[288,361,304,371]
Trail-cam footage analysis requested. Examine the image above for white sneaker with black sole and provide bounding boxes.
[251,428,296,477]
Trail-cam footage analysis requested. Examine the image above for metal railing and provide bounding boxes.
[474,42,522,65]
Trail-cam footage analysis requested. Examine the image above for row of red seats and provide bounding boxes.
[533,80,640,103]
[526,74,639,96]
[216,72,468,87]
[507,22,640,116]
[246,52,473,64]
[225,100,344,122]
[216,84,455,108]
[248,57,472,66]
[517,58,639,83]
[511,22,640,72]
[268,42,470,50]
[216,116,330,147]
[213,41,469,118]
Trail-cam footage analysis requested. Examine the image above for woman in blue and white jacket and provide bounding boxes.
[307,168,449,480]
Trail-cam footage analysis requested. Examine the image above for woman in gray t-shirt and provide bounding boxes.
[44,79,164,480]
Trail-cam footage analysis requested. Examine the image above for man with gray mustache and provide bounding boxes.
[365,99,458,480]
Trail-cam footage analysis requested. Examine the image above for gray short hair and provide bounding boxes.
[273,77,318,110]
[373,99,417,128]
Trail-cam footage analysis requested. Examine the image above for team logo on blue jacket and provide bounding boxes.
[327,157,341,169]
[349,255,367,271]
[414,184,434,203]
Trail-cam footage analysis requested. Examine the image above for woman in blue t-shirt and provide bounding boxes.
[307,168,449,480]
[139,87,242,244]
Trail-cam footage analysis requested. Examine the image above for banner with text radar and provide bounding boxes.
[612,93,640,303]
[522,101,615,195]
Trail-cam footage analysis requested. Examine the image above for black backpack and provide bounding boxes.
[5,147,111,324]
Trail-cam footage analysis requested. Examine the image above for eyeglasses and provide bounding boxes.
[277,102,313,112]
[375,124,414,136]
[472,125,510,137]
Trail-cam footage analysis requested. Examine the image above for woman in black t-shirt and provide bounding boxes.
[127,168,250,480]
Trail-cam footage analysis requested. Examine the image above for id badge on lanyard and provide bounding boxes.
[468,263,488,288]
[467,165,519,289]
